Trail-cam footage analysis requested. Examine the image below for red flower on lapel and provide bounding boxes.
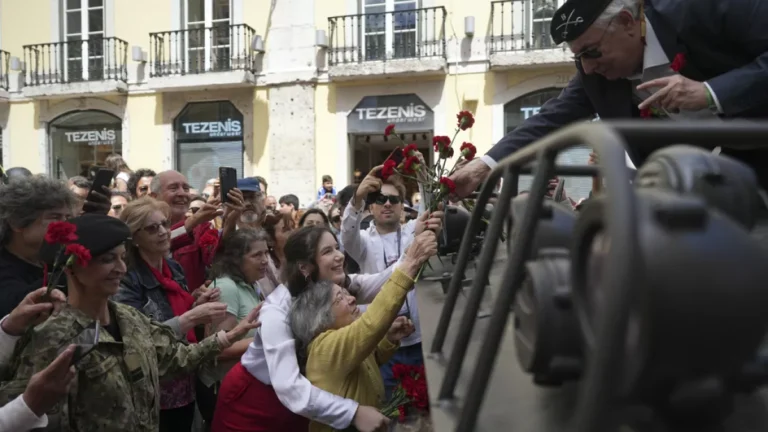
[640,108,652,118]
[670,53,686,73]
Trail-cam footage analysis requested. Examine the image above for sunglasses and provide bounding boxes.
[373,194,402,205]
[111,204,124,211]
[332,216,341,223]
[572,17,614,62]
[140,220,171,235]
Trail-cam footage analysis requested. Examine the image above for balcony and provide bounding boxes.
[22,37,128,98]
[327,6,447,80]
[149,23,258,91]
[0,50,9,98]
[489,0,572,69]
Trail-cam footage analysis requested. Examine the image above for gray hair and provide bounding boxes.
[593,0,641,28]
[0,175,77,245]
[149,174,164,195]
[290,280,337,350]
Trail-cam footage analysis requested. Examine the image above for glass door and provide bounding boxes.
[362,0,418,61]
[64,0,105,82]
[185,0,231,73]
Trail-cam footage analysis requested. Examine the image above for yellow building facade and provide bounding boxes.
[0,0,576,204]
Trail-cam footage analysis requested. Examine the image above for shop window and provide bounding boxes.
[175,101,244,191]
[503,88,593,200]
[183,0,231,72]
[362,0,419,60]
[63,0,106,81]
[49,110,122,179]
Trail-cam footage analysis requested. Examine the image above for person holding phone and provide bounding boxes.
[0,287,73,432]
[0,214,261,431]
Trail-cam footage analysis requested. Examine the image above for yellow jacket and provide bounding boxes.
[305,269,414,432]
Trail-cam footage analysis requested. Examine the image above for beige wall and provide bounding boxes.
[1,0,52,56]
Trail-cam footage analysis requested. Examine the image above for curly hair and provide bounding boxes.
[126,168,157,199]
[209,228,270,285]
[0,175,77,245]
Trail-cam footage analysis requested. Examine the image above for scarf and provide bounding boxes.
[145,258,197,343]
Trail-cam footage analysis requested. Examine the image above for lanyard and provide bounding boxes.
[382,227,402,268]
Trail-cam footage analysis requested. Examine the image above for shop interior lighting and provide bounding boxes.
[316,29,328,48]
[465,16,475,37]
[131,46,147,63]
[9,56,22,71]
[251,35,265,53]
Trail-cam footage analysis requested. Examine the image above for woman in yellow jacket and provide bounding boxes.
[290,231,438,432]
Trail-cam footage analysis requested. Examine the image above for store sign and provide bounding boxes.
[520,106,542,119]
[348,94,434,134]
[64,128,118,146]
[179,119,243,139]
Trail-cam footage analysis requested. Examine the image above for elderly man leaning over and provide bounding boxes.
[0,288,74,432]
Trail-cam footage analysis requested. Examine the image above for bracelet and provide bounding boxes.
[215,330,232,349]
[704,84,719,113]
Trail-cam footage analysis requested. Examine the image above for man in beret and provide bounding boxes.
[450,0,768,197]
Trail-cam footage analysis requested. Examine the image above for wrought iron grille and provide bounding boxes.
[490,0,561,54]
[149,23,257,77]
[328,6,446,65]
[23,37,128,86]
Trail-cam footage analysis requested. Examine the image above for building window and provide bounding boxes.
[504,88,593,200]
[183,0,231,72]
[530,0,558,50]
[63,0,105,81]
[49,110,122,180]
[175,101,244,191]
[362,0,419,60]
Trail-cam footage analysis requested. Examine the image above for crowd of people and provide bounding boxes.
[0,158,443,432]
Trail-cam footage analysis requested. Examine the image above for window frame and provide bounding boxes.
[62,0,106,81]
[181,0,232,72]
[360,0,420,61]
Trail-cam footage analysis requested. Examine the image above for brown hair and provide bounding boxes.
[384,175,407,198]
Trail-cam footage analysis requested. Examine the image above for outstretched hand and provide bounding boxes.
[448,158,491,201]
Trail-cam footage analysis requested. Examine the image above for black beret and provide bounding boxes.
[41,214,131,265]
[550,0,613,45]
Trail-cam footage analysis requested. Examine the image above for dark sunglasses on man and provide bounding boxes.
[111,204,124,212]
[371,193,402,206]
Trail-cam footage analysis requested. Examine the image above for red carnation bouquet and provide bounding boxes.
[43,221,92,295]
[388,364,429,421]
[382,111,477,213]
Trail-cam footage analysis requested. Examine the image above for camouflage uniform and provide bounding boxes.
[0,301,221,432]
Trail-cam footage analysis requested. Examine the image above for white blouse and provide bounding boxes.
[0,316,48,432]
[240,285,358,430]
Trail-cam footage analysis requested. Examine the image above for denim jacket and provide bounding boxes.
[113,258,196,410]
[113,258,188,340]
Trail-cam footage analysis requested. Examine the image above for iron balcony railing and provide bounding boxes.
[490,0,562,54]
[328,6,446,65]
[150,23,257,77]
[23,37,128,86]
[0,50,9,90]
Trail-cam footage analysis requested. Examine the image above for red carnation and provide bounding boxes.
[45,221,78,244]
[392,363,410,380]
[640,108,652,118]
[384,124,396,137]
[402,156,421,175]
[65,244,92,267]
[381,159,397,180]
[670,53,686,72]
[457,110,475,130]
[439,176,456,194]
[460,142,477,160]
[402,143,418,157]
[198,229,220,248]
[432,135,453,158]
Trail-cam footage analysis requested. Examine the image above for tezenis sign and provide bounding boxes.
[65,128,117,146]
[348,94,434,134]
[181,119,242,138]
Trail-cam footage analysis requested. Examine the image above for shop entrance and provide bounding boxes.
[350,131,433,203]
[49,110,122,180]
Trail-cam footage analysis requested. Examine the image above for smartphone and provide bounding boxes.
[88,168,114,198]
[70,321,100,366]
[374,147,405,179]
[553,178,566,202]
[219,166,237,204]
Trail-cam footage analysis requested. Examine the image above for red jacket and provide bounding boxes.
[170,221,219,293]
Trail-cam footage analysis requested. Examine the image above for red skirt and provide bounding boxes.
[211,362,310,432]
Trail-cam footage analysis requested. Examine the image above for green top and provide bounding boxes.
[199,276,261,387]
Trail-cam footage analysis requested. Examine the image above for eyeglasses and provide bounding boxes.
[332,216,341,223]
[333,288,352,306]
[373,194,402,205]
[111,204,124,211]
[572,17,615,61]
[140,220,171,235]
[138,186,149,193]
